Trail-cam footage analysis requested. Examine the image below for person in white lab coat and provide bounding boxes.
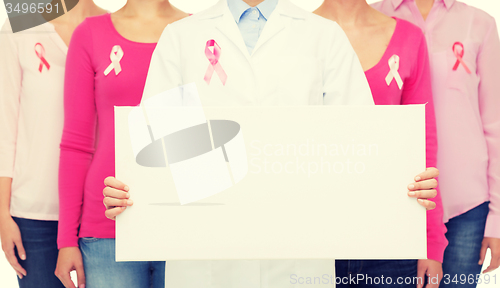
[101,0,440,287]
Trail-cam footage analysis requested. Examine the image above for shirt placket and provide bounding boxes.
[246,7,261,53]
[407,0,446,48]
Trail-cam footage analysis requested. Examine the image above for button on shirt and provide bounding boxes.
[228,0,278,54]
[373,0,500,239]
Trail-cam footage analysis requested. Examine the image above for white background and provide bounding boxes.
[1,0,499,287]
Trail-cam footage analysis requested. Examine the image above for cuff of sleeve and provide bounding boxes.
[427,241,448,263]
[485,213,500,239]
[0,170,13,178]
[57,237,79,249]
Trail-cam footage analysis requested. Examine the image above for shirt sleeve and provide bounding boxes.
[322,22,374,106]
[58,20,97,248]
[0,21,21,178]
[401,32,448,262]
[478,19,500,239]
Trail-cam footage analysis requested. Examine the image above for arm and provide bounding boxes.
[401,32,448,264]
[57,20,96,249]
[477,19,500,274]
[55,20,96,288]
[0,178,26,279]
[0,21,27,279]
[400,31,447,287]
[322,22,374,105]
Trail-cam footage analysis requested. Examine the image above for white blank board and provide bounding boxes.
[115,105,427,261]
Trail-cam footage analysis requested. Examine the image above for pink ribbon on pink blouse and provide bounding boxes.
[35,43,50,73]
[385,55,403,90]
[104,45,124,76]
[204,40,227,85]
[452,42,471,74]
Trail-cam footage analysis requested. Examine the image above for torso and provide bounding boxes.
[3,21,67,220]
[373,0,499,222]
[63,9,187,239]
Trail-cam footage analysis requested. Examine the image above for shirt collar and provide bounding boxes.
[392,0,455,10]
[228,0,278,23]
[258,0,279,20]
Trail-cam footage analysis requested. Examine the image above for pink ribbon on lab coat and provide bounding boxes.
[204,40,227,85]
[35,43,50,73]
[452,42,471,74]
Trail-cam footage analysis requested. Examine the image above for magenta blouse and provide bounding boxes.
[58,14,157,248]
[364,18,447,262]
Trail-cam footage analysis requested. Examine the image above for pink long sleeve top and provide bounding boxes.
[0,21,67,221]
[58,14,157,248]
[373,0,500,241]
[364,18,447,262]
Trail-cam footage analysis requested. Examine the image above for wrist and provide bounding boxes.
[0,211,12,222]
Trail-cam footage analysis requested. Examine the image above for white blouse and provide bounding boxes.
[0,20,67,220]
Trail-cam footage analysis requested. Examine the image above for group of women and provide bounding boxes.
[0,0,498,288]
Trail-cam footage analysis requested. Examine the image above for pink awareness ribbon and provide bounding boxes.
[35,43,50,73]
[452,42,471,74]
[385,55,403,90]
[204,40,227,85]
[104,45,124,76]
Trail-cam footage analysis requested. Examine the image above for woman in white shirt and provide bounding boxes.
[0,2,106,287]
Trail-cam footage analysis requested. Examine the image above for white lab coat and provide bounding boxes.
[141,0,374,287]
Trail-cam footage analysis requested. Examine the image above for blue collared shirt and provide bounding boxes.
[227,0,278,54]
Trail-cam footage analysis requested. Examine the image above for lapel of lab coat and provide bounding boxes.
[199,0,251,61]
[198,0,305,60]
[252,0,305,55]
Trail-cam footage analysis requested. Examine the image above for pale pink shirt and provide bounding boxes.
[0,20,67,220]
[373,0,500,238]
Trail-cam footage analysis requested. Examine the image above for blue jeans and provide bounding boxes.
[12,217,64,288]
[440,202,489,288]
[79,238,165,288]
[335,260,418,287]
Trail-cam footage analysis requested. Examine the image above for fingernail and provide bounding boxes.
[418,199,424,204]
[80,284,85,288]
[127,200,134,205]
[124,186,130,192]
[415,176,421,181]
[21,254,26,260]
[408,192,416,196]
[121,206,127,210]
[17,274,22,279]
[408,184,415,190]
[126,193,131,198]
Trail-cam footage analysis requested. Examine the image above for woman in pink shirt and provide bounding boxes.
[0,2,105,287]
[373,0,500,287]
[315,0,447,287]
[56,1,188,287]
